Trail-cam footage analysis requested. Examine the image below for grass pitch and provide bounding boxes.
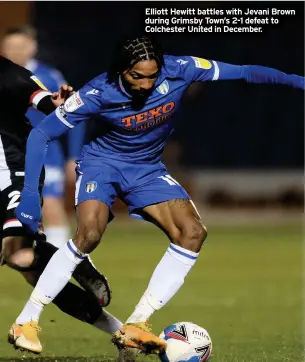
[0,219,302,362]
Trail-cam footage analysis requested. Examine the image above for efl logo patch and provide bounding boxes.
[30,76,48,90]
[85,181,97,193]
[64,91,84,113]
[156,80,169,95]
[191,57,212,70]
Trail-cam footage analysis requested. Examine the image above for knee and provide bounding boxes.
[73,218,104,254]
[6,249,35,271]
[170,220,207,253]
[2,236,34,271]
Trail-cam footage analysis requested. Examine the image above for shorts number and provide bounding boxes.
[158,174,181,186]
[7,190,21,210]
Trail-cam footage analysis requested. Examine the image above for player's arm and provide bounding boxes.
[68,122,86,161]
[49,69,86,163]
[1,56,53,110]
[12,64,73,115]
[16,86,102,232]
[12,68,54,114]
[179,56,304,89]
[14,63,73,114]
[24,87,101,192]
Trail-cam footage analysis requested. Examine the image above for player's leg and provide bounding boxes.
[1,231,113,350]
[5,215,122,354]
[4,235,121,352]
[16,199,110,314]
[42,158,112,305]
[127,198,206,320]
[12,164,118,351]
[42,141,70,248]
[1,236,34,271]
[2,231,115,349]
[10,200,109,348]
[2,172,117,352]
[60,159,105,292]
[9,282,122,353]
[1,172,111,305]
[0,173,40,274]
[3,233,111,306]
[113,172,206,353]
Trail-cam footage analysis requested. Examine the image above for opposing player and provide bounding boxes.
[0,55,122,354]
[14,35,304,354]
[1,25,85,247]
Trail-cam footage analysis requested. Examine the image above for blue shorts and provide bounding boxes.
[42,141,65,198]
[75,159,190,220]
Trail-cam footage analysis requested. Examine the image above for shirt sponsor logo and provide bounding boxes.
[121,101,175,131]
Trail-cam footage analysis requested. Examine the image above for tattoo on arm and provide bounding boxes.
[167,198,190,208]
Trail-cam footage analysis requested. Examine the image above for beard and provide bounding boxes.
[130,88,153,110]
[121,77,153,110]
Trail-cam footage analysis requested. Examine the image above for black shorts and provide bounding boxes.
[0,170,43,248]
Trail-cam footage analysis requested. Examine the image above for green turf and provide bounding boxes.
[0,221,303,362]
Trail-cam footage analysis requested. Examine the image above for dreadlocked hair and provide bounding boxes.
[108,35,164,82]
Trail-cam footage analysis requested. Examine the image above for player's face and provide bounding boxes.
[122,59,160,108]
[1,34,37,67]
[123,59,159,91]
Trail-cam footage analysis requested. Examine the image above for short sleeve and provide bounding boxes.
[55,84,102,129]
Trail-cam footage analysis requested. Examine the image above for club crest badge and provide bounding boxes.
[156,80,169,95]
[85,181,97,193]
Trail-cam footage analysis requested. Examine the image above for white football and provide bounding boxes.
[159,322,212,362]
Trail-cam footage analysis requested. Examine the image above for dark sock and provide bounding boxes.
[53,282,102,324]
[34,239,98,280]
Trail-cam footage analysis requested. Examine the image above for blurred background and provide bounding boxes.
[0,1,303,361]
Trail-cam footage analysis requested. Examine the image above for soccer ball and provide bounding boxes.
[159,322,212,362]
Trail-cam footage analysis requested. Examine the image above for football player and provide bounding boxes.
[14,35,304,355]
[1,25,85,248]
[0,56,126,357]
